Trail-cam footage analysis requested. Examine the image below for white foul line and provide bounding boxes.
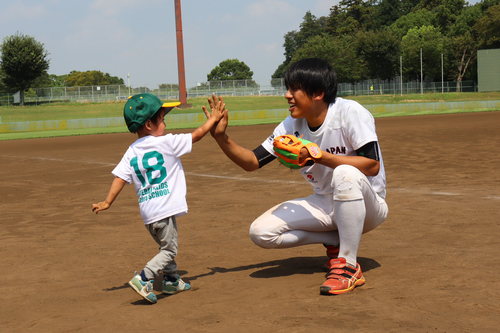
[0,154,302,184]
[1,154,498,199]
[185,172,303,184]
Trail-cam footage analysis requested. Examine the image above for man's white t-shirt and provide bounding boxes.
[112,133,192,224]
[261,98,386,198]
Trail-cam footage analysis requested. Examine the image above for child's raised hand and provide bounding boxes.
[202,94,226,122]
[202,94,228,137]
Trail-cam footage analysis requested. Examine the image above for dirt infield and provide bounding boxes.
[1,111,499,332]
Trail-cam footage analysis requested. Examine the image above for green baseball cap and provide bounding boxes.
[124,93,181,133]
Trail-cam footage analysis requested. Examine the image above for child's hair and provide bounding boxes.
[148,107,165,126]
[136,107,164,132]
[284,58,338,104]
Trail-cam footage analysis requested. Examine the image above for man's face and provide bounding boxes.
[285,88,314,119]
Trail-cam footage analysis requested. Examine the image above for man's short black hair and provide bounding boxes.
[284,58,338,104]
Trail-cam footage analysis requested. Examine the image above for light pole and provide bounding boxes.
[420,48,423,95]
[127,73,131,96]
[174,0,191,108]
[400,56,403,96]
[441,54,444,94]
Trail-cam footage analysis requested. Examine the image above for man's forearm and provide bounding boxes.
[215,134,260,172]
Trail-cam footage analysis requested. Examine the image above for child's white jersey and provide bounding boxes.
[261,98,386,198]
[112,133,192,224]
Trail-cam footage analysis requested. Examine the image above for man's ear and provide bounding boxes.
[313,91,325,101]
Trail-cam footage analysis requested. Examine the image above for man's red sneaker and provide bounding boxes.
[323,245,339,271]
[320,258,365,295]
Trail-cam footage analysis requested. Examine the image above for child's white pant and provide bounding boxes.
[249,164,389,266]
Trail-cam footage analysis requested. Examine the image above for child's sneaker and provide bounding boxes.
[320,258,365,295]
[128,271,157,303]
[162,276,191,295]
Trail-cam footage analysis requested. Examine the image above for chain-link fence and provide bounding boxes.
[0,79,477,106]
[338,79,476,96]
[0,93,13,106]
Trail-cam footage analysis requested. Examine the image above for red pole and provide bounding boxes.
[174,0,189,107]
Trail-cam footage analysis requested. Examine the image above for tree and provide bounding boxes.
[389,9,438,38]
[449,4,482,37]
[65,70,124,87]
[0,67,7,92]
[272,62,289,80]
[474,3,500,49]
[401,26,444,81]
[374,0,405,28]
[207,59,253,81]
[445,5,483,85]
[0,32,50,105]
[477,0,500,12]
[281,31,300,65]
[273,12,327,78]
[434,0,466,33]
[296,11,326,45]
[159,83,179,90]
[355,29,401,84]
[401,0,423,15]
[446,33,477,89]
[325,0,376,36]
[33,73,67,88]
[292,34,365,83]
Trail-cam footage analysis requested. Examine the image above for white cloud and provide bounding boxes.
[88,0,165,16]
[2,1,47,23]
[1,1,341,87]
[246,0,295,18]
[255,42,280,56]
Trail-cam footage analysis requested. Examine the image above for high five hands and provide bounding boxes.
[202,94,228,138]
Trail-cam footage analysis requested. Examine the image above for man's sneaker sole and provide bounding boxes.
[320,276,365,295]
[320,258,365,295]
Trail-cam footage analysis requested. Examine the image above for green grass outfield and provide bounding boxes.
[1,92,500,141]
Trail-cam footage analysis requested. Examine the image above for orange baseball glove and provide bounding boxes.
[273,134,322,169]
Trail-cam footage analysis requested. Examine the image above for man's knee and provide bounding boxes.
[333,165,364,201]
[249,220,279,249]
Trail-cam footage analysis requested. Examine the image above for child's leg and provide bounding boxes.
[142,216,178,280]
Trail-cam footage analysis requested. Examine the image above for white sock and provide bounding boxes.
[334,199,365,266]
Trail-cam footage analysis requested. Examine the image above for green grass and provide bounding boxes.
[343,91,500,105]
[0,126,131,140]
[0,96,290,122]
[2,92,500,123]
[1,92,499,141]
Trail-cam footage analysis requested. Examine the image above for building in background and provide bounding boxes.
[478,49,500,92]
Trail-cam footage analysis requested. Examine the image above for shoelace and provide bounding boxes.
[141,279,153,292]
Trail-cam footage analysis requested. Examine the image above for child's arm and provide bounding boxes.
[92,177,127,214]
[193,94,226,143]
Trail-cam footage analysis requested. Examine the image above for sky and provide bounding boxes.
[1,0,342,88]
[1,0,481,89]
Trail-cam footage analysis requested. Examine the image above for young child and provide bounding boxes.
[205,58,388,295]
[92,93,226,303]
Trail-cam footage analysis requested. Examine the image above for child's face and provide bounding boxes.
[285,88,314,119]
[149,109,167,137]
